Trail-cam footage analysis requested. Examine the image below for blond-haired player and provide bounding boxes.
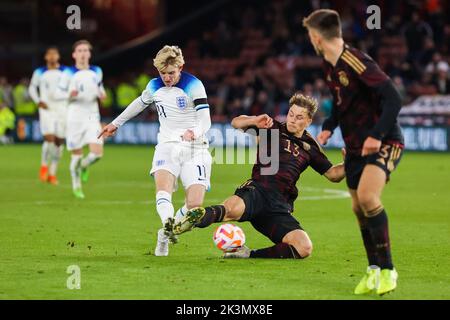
[99,45,212,256]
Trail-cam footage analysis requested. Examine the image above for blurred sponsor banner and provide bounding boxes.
[399,95,450,126]
[15,118,449,152]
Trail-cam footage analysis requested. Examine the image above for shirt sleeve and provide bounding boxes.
[307,139,333,175]
[28,69,41,104]
[343,50,389,88]
[190,79,210,112]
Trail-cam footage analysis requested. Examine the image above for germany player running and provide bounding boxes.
[171,93,345,260]
[303,9,404,295]
[55,40,107,199]
[29,47,68,185]
[99,46,212,257]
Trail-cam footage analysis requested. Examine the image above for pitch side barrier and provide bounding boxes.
[12,118,450,152]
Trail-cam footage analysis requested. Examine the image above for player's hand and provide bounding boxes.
[98,123,118,139]
[361,136,381,156]
[254,114,273,129]
[317,130,332,145]
[182,129,195,142]
[38,101,48,109]
[70,90,78,98]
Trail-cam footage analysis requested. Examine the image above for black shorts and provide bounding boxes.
[345,142,403,190]
[234,180,303,244]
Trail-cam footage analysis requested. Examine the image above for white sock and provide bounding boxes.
[174,204,189,223]
[156,191,174,225]
[41,141,53,166]
[49,145,64,176]
[80,152,101,169]
[70,154,82,190]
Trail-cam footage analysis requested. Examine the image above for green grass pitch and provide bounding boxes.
[1,144,449,299]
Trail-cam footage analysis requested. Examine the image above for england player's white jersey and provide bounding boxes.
[146,72,210,146]
[58,65,105,122]
[29,66,68,113]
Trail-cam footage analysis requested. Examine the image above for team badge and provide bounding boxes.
[338,71,349,86]
[176,96,188,109]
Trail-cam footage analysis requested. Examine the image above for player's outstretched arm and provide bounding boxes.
[323,148,346,182]
[99,89,154,139]
[231,114,273,131]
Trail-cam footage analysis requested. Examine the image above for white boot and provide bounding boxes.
[154,228,169,256]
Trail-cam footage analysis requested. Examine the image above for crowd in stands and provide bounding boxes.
[0,0,449,133]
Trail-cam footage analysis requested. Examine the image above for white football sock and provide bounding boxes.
[156,191,174,225]
[49,144,64,176]
[80,152,101,169]
[174,203,189,222]
[70,154,82,190]
[41,141,53,166]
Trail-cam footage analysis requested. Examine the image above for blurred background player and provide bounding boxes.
[56,40,107,199]
[303,9,404,295]
[99,45,212,257]
[172,94,345,260]
[29,47,67,185]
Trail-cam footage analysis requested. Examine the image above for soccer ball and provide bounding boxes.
[213,223,246,252]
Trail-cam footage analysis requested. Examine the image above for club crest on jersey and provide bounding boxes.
[338,71,349,86]
[176,96,188,109]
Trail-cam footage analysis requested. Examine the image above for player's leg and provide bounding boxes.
[350,188,382,294]
[79,143,103,182]
[230,214,308,259]
[40,134,55,181]
[70,149,84,198]
[153,169,177,256]
[79,121,104,183]
[66,121,85,198]
[47,114,66,185]
[39,109,53,181]
[172,195,246,234]
[357,164,397,295]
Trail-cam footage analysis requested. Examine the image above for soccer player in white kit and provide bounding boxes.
[56,40,107,199]
[99,45,212,256]
[29,47,67,185]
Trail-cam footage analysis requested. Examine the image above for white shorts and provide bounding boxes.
[150,142,212,190]
[39,109,66,138]
[66,119,103,151]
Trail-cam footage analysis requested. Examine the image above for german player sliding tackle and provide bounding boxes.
[170,93,345,261]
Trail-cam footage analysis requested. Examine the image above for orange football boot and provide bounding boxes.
[48,175,59,185]
[39,165,48,182]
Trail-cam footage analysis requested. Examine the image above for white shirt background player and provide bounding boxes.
[56,40,107,199]
[28,47,67,185]
[99,45,212,257]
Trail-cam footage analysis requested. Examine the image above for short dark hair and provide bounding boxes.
[45,46,59,54]
[72,39,92,52]
[303,9,342,39]
[289,93,318,119]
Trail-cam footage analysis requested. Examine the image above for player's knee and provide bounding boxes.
[94,152,103,159]
[356,192,378,214]
[186,198,202,209]
[284,231,313,258]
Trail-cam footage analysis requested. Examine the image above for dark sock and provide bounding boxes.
[367,208,393,269]
[195,205,225,228]
[249,243,303,259]
[355,213,379,266]
[360,227,379,266]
